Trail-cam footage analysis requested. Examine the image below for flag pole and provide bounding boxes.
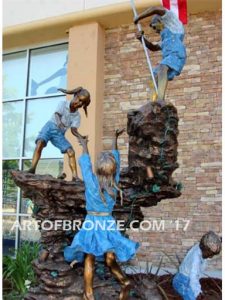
[130,0,158,95]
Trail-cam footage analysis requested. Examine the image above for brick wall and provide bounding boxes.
[103,11,222,271]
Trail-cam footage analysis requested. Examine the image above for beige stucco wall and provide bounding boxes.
[64,22,105,179]
[3,0,131,27]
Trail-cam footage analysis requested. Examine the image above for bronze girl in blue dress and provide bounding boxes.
[64,129,139,300]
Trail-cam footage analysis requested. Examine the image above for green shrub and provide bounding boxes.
[3,241,40,295]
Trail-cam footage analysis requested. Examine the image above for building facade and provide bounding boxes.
[3,0,222,274]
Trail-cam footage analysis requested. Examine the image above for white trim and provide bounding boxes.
[3,157,63,161]
[3,212,32,217]
[3,39,68,55]
[3,93,64,103]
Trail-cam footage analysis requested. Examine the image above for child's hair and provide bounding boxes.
[199,231,222,255]
[58,87,91,117]
[96,152,123,205]
[77,89,91,117]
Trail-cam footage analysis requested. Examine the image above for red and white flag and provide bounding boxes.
[162,0,188,24]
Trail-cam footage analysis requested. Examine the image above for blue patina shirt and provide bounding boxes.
[179,243,206,297]
[79,150,120,212]
[154,9,187,80]
[50,100,81,129]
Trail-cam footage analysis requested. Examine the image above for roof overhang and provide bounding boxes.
[3,0,222,50]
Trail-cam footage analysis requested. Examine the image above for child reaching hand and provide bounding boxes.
[27,87,90,180]
[64,129,139,300]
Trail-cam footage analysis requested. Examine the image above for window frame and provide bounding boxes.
[3,40,68,252]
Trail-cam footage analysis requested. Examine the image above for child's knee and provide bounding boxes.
[158,64,169,75]
[67,147,75,157]
[35,139,45,151]
[105,252,115,267]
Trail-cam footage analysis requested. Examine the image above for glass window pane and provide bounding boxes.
[3,216,16,255]
[21,158,63,213]
[28,44,68,97]
[3,160,19,213]
[24,97,65,158]
[19,216,41,243]
[3,51,27,100]
[3,101,24,158]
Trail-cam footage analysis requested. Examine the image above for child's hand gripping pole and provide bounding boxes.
[130,0,158,99]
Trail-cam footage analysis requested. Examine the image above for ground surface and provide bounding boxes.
[3,271,222,300]
[156,274,222,300]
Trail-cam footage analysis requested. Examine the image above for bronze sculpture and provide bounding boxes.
[173,231,221,299]
[134,6,187,102]
[10,6,185,299]
[11,98,181,299]
[64,130,138,300]
[27,87,90,180]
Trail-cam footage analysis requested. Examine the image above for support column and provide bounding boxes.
[64,22,105,179]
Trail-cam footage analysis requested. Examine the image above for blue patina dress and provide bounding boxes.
[154,9,187,80]
[64,150,139,263]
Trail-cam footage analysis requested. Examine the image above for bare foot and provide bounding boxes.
[57,172,66,180]
[83,293,95,300]
[72,176,81,182]
[26,168,36,174]
[119,279,132,300]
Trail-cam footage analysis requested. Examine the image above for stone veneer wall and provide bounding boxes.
[103,11,222,271]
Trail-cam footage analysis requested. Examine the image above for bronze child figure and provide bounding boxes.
[64,129,139,300]
[173,231,221,299]
[27,87,90,180]
[134,6,187,102]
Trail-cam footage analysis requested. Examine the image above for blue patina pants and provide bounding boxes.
[172,273,196,300]
[36,121,72,153]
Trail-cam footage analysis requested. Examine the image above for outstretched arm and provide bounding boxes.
[73,131,89,154]
[112,128,126,150]
[112,129,125,184]
[134,6,166,24]
[74,134,97,191]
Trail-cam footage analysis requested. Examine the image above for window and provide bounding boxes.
[3,43,68,254]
